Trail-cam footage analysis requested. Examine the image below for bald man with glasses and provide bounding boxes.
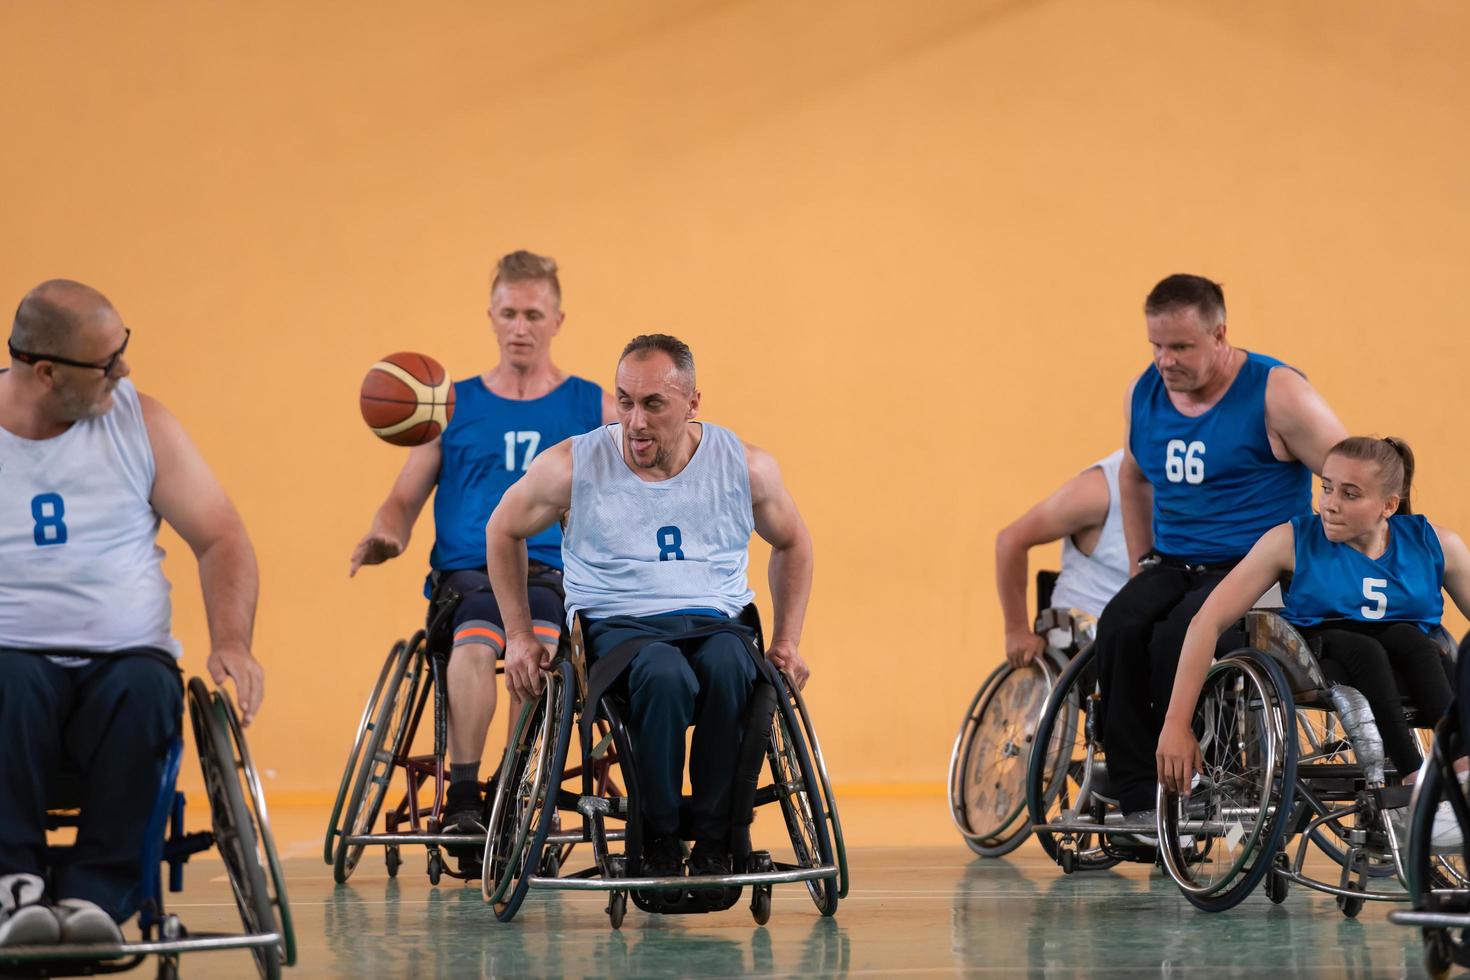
[0,279,263,948]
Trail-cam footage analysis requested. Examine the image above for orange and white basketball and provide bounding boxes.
[358,352,455,446]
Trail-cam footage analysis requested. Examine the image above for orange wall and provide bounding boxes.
[2,1,1467,796]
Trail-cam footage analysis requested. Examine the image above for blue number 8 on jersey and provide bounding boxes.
[656,525,684,561]
[32,493,68,546]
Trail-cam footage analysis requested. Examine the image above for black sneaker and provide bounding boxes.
[637,834,685,908]
[443,780,484,834]
[689,840,738,909]
[688,841,732,876]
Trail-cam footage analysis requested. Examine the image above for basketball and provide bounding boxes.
[358,352,455,446]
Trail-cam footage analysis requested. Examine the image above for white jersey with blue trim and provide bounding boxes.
[1050,450,1130,618]
[563,421,756,621]
[0,379,181,658]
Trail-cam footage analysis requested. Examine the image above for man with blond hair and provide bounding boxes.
[350,251,613,860]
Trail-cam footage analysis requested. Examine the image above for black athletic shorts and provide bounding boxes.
[431,563,564,656]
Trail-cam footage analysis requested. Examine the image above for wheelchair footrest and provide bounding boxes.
[630,884,743,916]
[164,831,215,863]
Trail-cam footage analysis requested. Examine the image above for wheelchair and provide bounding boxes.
[1024,585,1289,875]
[1388,630,1470,979]
[323,573,615,886]
[480,605,847,928]
[948,571,1096,857]
[1155,610,1463,915]
[0,678,294,979]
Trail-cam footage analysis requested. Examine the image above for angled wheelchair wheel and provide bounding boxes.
[323,639,401,866]
[787,679,849,898]
[769,674,838,916]
[951,656,1060,858]
[187,679,284,980]
[1408,723,1470,899]
[487,659,575,922]
[1025,643,1119,871]
[1157,649,1297,913]
[333,633,428,883]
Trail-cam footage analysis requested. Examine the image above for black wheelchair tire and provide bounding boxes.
[187,679,281,980]
[1025,643,1114,869]
[769,672,839,916]
[1161,649,1299,914]
[333,633,426,883]
[495,660,576,923]
[787,679,849,898]
[323,639,401,866]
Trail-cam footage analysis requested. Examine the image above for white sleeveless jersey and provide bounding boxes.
[563,422,756,620]
[0,379,181,657]
[1050,449,1129,618]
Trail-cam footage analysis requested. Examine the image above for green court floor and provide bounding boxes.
[123,798,1448,978]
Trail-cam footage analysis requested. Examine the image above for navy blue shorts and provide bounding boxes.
[435,564,564,656]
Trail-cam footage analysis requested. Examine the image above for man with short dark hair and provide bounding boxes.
[0,279,263,947]
[1097,273,1347,827]
[350,251,613,854]
[486,333,813,887]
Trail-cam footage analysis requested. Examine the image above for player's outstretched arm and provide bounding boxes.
[141,393,265,724]
[349,440,440,575]
[748,443,813,689]
[996,465,1109,667]
[1156,522,1294,792]
[1266,368,1348,475]
[486,439,574,700]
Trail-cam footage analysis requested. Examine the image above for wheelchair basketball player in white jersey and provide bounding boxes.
[486,333,813,882]
[0,280,264,948]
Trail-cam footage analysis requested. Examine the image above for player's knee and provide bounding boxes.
[695,637,756,692]
[452,620,506,667]
[629,645,697,701]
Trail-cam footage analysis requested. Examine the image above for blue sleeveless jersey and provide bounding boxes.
[1129,351,1312,564]
[1283,513,1444,631]
[428,376,602,588]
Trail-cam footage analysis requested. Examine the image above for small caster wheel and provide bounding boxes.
[1265,854,1289,904]
[428,850,444,885]
[751,886,772,925]
[539,849,560,878]
[385,845,401,878]
[607,890,627,929]
[156,956,180,980]
[1060,850,1076,875]
[1336,880,1364,919]
[1425,928,1453,980]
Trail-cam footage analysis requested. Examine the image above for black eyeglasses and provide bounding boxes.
[8,328,130,376]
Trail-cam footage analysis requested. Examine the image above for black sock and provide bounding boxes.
[449,762,481,787]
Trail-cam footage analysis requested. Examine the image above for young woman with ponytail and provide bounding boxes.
[1154,436,1470,841]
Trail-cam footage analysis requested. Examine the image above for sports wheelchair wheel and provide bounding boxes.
[483,658,575,922]
[1402,721,1470,977]
[1157,649,1297,913]
[1024,644,1119,871]
[786,679,848,898]
[950,654,1063,858]
[332,633,429,883]
[323,638,400,866]
[188,679,294,979]
[769,672,839,916]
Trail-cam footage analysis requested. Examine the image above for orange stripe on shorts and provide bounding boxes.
[455,627,505,646]
[532,624,561,640]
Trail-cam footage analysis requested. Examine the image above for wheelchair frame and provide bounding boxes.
[322,576,619,886]
[0,679,294,980]
[481,608,847,928]
[1156,611,1467,915]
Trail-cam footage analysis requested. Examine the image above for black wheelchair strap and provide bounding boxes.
[577,619,777,760]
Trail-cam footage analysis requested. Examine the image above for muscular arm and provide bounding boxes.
[141,394,264,724]
[1266,368,1348,474]
[1435,526,1470,621]
[748,443,814,689]
[1119,380,1154,572]
[996,465,1109,666]
[1156,522,1295,791]
[485,440,573,699]
[349,440,440,575]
